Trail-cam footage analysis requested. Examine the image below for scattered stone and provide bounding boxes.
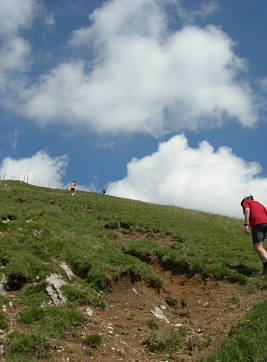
[175,323,183,328]
[132,288,138,294]
[33,229,41,237]
[187,334,210,352]
[160,304,167,310]
[60,262,74,280]
[86,307,93,317]
[45,273,67,305]
[166,297,179,308]
[116,347,125,356]
[151,306,170,324]
[0,274,7,296]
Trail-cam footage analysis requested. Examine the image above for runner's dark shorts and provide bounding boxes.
[252,223,267,244]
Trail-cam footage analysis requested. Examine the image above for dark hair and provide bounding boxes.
[240,195,254,206]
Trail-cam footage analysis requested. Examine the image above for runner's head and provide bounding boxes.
[240,195,254,206]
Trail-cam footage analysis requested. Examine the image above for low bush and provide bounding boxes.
[83,334,102,349]
[5,331,50,359]
[19,306,45,325]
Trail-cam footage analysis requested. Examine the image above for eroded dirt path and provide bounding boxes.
[48,264,266,362]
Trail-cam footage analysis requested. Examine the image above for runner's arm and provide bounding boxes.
[244,208,250,235]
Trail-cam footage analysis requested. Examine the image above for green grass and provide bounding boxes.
[147,319,160,330]
[0,180,266,360]
[200,302,267,361]
[83,334,102,349]
[0,180,263,287]
[145,327,186,353]
[5,331,51,360]
[0,311,9,330]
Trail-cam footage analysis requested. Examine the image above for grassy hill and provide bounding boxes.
[0,181,266,361]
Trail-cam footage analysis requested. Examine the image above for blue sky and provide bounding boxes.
[0,0,267,218]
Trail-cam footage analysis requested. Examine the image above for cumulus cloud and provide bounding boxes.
[0,151,68,188]
[174,0,219,24]
[259,77,267,93]
[107,134,267,218]
[0,0,35,93]
[21,0,258,136]
[0,0,35,35]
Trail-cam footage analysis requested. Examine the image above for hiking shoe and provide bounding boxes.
[263,263,267,275]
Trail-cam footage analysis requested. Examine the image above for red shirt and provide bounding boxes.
[242,199,267,229]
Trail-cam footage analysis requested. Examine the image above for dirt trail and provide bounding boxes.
[48,264,266,362]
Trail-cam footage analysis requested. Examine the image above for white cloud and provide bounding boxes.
[259,76,267,92]
[0,0,35,92]
[174,0,219,24]
[21,0,258,136]
[107,134,267,218]
[44,14,55,27]
[76,182,97,193]
[0,151,68,188]
[10,131,19,149]
[0,0,35,36]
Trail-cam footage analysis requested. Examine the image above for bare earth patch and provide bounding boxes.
[45,265,266,362]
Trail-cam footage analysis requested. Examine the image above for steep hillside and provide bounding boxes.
[0,181,266,361]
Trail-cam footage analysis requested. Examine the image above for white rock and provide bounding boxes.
[86,307,93,317]
[60,262,74,280]
[0,275,7,296]
[151,306,170,324]
[45,273,66,305]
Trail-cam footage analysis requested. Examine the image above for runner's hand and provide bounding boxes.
[245,225,250,235]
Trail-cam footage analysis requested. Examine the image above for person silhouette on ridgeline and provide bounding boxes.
[241,195,267,275]
[70,180,76,196]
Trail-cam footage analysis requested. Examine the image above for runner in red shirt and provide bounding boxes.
[241,195,267,275]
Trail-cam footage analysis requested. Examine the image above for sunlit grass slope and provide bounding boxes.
[0,180,266,292]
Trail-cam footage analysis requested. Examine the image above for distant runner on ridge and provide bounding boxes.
[241,195,267,275]
[70,180,77,197]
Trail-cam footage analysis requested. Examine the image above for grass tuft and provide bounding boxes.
[83,334,102,349]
